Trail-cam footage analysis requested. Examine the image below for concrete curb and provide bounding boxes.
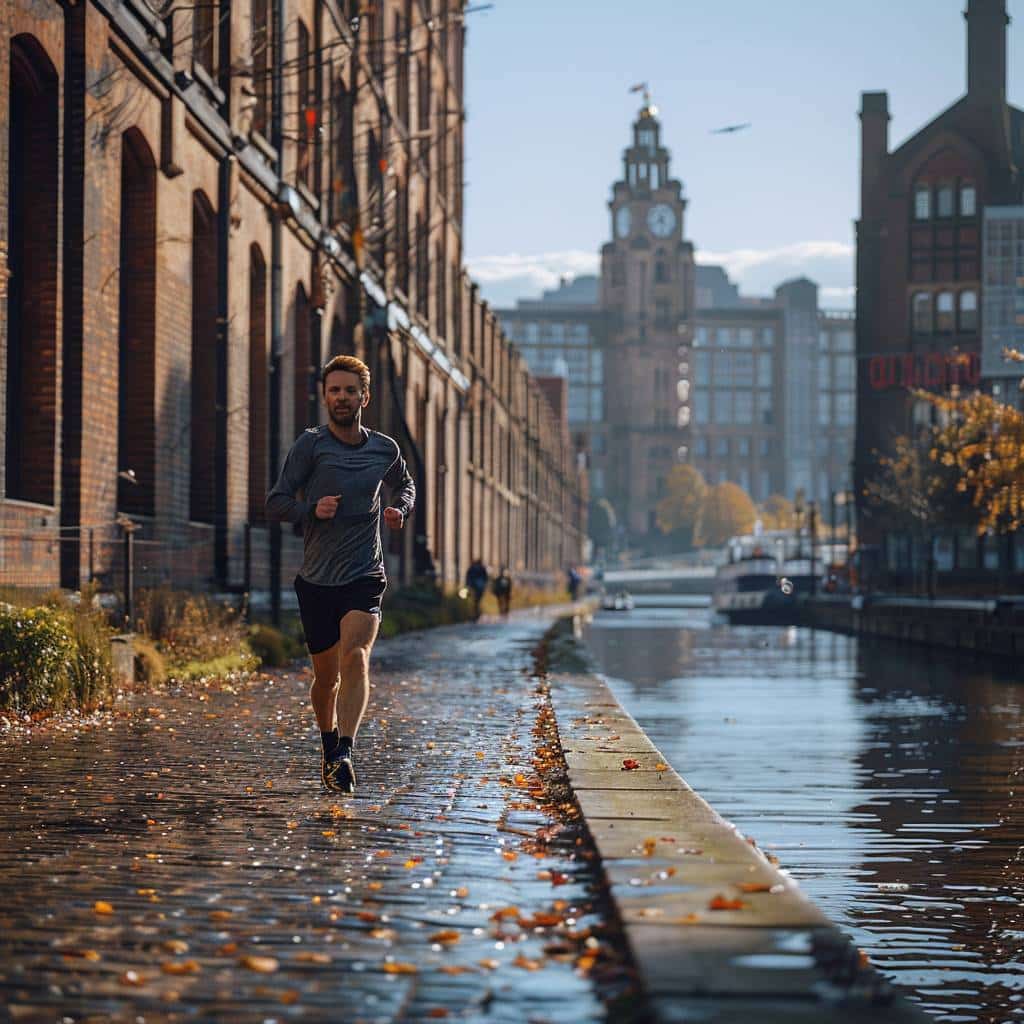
[546,621,932,1023]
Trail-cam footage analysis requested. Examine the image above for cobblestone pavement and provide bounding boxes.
[0,616,642,1023]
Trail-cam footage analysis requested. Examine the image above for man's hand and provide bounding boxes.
[315,494,342,520]
[383,507,405,530]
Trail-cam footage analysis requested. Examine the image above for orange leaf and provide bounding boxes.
[404,857,423,869]
[439,964,473,975]
[367,882,383,892]
[478,958,500,970]
[161,940,189,955]
[427,1011,449,1019]
[501,850,517,862]
[92,900,114,915]
[736,882,773,893]
[294,951,331,964]
[455,886,469,898]
[209,910,232,921]
[708,895,747,911]
[358,911,380,922]
[161,959,201,975]
[382,961,418,974]
[654,763,668,771]
[238,955,279,973]
[621,759,640,771]
[429,930,461,945]
[490,906,520,921]
[512,953,543,971]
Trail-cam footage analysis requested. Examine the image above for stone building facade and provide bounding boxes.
[0,0,586,604]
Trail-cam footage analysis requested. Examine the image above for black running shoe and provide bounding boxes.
[323,751,356,795]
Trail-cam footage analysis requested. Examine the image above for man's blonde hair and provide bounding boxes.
[321,354,370,394]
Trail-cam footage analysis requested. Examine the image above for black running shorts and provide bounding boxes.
[293,575,386,655]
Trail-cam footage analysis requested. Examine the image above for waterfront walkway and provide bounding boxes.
[0,612,930,1022]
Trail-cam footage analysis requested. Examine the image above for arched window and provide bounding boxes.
[937,182,955,218]
[248,245,268,524]
[959,290,978,331]
[296,20,312,190]
[6,36,59,505]
[655,260,668,283]
[190,191,219,524]
[118,129,157,517]
[960,183,977,217]
[912,292,933,334]
[936,291,955,332]
[251,0,270,136]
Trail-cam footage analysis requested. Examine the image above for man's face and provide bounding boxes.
[323,370,368,427]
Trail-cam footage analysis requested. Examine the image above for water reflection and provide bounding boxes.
[583,607,1024,1024]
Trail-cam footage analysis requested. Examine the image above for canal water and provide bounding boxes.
[582,603,1024,1024]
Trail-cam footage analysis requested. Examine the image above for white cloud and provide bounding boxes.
[696,240,854,276]
[468,249,600,292]
[820,285,856,303]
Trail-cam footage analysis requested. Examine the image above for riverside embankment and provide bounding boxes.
[800,594,1024,657]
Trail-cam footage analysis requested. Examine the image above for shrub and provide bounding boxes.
[0,603,77,711]
[135,587,248,667]
[249,623,291,667]
[133,636,167,686]
[66,591,114,706]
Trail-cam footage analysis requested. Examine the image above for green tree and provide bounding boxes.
[695,482,757,548]
[655,465,707,547]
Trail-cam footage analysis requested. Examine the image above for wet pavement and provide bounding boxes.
[0,616,641,1023]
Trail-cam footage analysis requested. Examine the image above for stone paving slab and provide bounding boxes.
[0,616,643,1023]
[545,622,933,1023]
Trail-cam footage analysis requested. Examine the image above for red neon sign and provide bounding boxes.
[868,351,979,391]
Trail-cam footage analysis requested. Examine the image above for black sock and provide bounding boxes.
[338,735,354,757]
[321,729,340,758]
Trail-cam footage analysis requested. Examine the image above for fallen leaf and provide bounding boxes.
[622,759,640,771]
[161,960,201,975]
[478,958,500,970]
[375,850,392,858]
[736,882,773,893]
[429,930,461,945]
[238,955,279,973]
[321,830,336,837]
[475,751,485,759]
[119,970,145,986]
[427,1010,449,1019]
[215,942,238,956]
[490,907,520,922]
[439,964,473,975]
[501,851,517,862]
[367,882,383,892]
[454,886,469,898]
[358,911,380,922]
[708,895,748,911]
[63,949,101,962]
[294,951,331,964]
[654,763,668,772]
[161,940,189,954]
[512,953,543,971]
[382,961,418,974]
[404,857,423,869]
[279,990,300,1005]
[209,910,232,921]
[370,927,397,940]
[92,900,114,915]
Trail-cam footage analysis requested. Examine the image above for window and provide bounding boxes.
[655,261,668,283]
[937,183,954,218]
[835,393,854,426]
[960,184,977,217]
[914,185,931,220]
[936,291,955,332]
[695,351,710,385]
[737,437,751,457]
[759,470,772,499]
[694,393,710,424]
[717,327,733,347]
[761,327,775,346]
[835,331,854,351]
[296,20,312,189]
[715,438,730,457]
[694,437,709,457]
[835,355,855,389]
[817,358,831,390]
[959,290,978,331]
[818,394,831,426]
[738,327,754,347]
[735,391,753,425]
[759,439,772,457]
[590,350,603,384]
[695,326,709,346]
[912,292,932,333]
[818,330,831,352]
[655,299,670,325]
[757,353,772,387]
[252,0,271,136]
[713,349,730,384]
[757,392,773,425]
[592,433,607,455]
[733,352,754,387]
[714,392,732,424]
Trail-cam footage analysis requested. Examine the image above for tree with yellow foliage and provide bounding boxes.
[655,464,707,546]
[759,494,794,531]
[695,482,758,548]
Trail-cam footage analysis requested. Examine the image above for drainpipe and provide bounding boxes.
[268,0,285,625]
[215,158,230,585]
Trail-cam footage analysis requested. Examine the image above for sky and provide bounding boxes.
[462,0,1024,310]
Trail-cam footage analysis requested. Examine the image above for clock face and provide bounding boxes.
[647,203,677,238]
[615,206,632,238]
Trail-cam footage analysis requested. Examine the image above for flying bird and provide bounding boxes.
[711,123,751,134]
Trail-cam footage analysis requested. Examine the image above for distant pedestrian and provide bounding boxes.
[566,567,581,602]
[266,354,415,795]
[492,566,512,616]
[465,557,488,620]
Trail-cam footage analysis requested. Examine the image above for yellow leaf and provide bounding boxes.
[238,955,279,973]
[92,901,114,915]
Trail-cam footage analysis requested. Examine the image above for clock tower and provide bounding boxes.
[600,95,696,546]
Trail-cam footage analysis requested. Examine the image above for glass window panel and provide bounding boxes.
[738,328,754,347]
[915,186,931,220]
[757,391,773,425]
[590,389,603,420]
[713,350,730,383]
[714,391,732,424]
[733,352,754,386]
[715,437,730,457]
[936,291,955,332]
[757,353,772,387]
[734,391,753,424]
[818,330,831,351]
[959,290,978,331]
[817,358,831,389]
[912,292,933,333]
[761,327,775,346]
[835,393,854,426]
[836,331,854,351]
[737,437,751,457]
[818,394,831,426]
[835,355,855,388]
[695,351,710,386]
[759,438,771,457]
[694,437,709,457]
[961,184,977,217]
[695,326,709,346]
[694,392,710,424]
[937,184,954,217]
[717,327,733,347]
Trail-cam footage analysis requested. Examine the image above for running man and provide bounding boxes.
[266,354,415,794]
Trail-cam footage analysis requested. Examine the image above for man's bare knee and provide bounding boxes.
[310,672,340,696]
[342,645,371,675]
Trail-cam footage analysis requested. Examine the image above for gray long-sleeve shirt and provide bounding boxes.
[265,426,416,587]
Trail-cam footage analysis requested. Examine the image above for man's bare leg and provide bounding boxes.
[309,644,342,732]
[336,610,380,740]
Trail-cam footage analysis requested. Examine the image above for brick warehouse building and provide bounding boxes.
[855,0,1023,574]
[0,0,587,605]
